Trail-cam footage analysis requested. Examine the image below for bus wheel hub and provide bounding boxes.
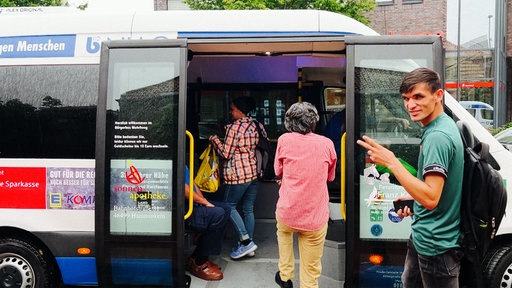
[0,256,33,288]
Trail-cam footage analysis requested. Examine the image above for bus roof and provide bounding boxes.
[1,9,378,37]
[0,10,377,65]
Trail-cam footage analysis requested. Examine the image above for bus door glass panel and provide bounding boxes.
[107,48,179,236]
[101,45,184,287]
[350,41,441,287]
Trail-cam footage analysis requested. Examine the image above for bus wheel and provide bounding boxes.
[482,243,512,288]
[0,238,53,288]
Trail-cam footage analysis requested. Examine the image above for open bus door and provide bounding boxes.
[344,36,444,288]
[95,40,190,287]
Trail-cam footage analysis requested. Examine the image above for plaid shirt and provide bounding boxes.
[210,117,261,184]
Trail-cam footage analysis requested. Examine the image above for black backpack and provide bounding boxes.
[457,121,507,287]
[253,121,276,181]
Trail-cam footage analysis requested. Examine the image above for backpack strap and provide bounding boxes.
[457,121,475,149]
[474,142,501,169]
[474,142,490,160]
[252,119,267,139]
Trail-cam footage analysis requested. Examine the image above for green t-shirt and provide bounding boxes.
[411,113,464,256]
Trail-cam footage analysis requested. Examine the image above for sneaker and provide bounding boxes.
[247,251,255,257]
[230,241,257,259]
[275,271,293,288]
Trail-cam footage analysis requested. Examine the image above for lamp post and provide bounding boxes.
[488,15,493,48]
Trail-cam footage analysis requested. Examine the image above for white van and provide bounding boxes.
[459,100,494,128]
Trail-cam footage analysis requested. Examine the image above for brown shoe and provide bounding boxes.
[187,258,223,280]
[187,257,221,271]
[206,260,221,270]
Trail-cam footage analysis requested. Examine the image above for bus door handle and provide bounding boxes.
[184,130,194,220]
[341,132,346,221]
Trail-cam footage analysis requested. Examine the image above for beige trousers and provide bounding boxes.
[276,216,328,288]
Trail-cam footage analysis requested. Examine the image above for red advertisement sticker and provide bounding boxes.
[0,167,46,208]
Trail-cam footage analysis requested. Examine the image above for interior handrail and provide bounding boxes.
[184,130,194,220]
[341,132,347,221]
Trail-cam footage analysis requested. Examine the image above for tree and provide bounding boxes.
[41,96,63,108]
[183,0,376,25]
[0,0,61,7]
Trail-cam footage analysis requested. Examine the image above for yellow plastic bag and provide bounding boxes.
[194,144,220,193]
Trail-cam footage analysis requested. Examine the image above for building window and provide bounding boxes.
[376,0,394,5]
[402,0,423,4]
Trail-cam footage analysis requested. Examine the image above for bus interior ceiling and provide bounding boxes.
[185,40,347,232]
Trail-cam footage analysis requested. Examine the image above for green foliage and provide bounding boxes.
[183,0,376,25]
[489,122,512,136]
[0,0,61,6]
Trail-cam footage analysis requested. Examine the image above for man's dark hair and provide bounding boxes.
[232,96,256,115]
[399,67,442,94]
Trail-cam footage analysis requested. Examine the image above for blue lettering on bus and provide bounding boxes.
[66,194,95,205]
[85,35,170,54]
[86,36,101,54]
[0,35,75,58]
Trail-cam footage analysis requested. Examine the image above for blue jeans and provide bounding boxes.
[186,200,230,257]
[223,180,258,241]
[402,238,463,288]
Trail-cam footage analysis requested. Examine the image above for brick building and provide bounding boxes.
[364,0,446,40]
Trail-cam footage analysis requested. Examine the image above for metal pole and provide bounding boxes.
[488,15,492,48]
[456,0,461,100]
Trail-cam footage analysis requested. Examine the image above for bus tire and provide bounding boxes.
[482,243,512,288]
[0,237,55,288]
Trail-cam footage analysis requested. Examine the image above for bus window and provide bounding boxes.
[0,65,98,159]
[191,83,298,143]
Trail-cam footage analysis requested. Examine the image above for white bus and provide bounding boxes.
[1,9,512,288]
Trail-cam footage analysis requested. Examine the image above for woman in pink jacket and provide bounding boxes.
[274,102,337,288]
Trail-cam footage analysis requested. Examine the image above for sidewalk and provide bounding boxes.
[187,220,344,288]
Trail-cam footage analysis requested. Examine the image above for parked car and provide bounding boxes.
[494,127,512,150]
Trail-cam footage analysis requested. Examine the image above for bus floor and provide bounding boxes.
[187,219,345,288]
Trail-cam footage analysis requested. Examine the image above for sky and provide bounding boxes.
[446,0,495,45]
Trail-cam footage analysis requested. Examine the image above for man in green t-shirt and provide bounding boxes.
[357,67,464,287]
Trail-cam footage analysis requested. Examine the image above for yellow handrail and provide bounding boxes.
[341,132,347,221]
[184,130,194,220]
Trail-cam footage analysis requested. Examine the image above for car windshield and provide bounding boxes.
[495,128,512,145]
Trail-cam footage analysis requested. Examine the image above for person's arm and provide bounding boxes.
[210,124,238,160]
[184,183,214,207]
[327,140,337,182]
[357,135,444,210]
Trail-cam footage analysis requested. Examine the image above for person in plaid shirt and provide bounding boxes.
[209,96,266,259]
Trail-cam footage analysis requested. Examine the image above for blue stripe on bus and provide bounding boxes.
[0,35,76,58]
[56,257,98,285]
[111,258,173,285]
[178,31,358,38]
[56,257,174,286]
